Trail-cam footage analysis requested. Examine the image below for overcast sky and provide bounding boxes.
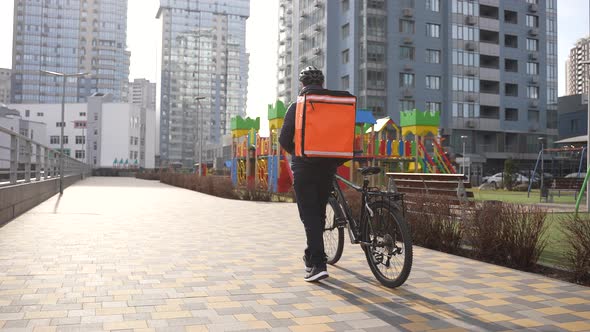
[0,1,587,125]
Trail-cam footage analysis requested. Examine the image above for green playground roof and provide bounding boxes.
[268,100,287,120]
[400,109,440,127]
[230,116,260,131]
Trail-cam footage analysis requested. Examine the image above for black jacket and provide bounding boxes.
[279,85,344,168]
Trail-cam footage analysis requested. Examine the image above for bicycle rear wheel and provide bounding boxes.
[324,196,344,265]
[363,201,412,288]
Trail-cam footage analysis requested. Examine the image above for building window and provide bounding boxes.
[505,34,518,48]
[75,136,85,144]
[399,46,415,60]
[505,108,518,121]
[426,23,440,38]
[526,38,539,51]
[341,75,350,90]
[527,86,539,99]
[425,76,441,90]
[426,102,441,112]
[399,19,415,34]
[452,25,478,41]
[426,0,440,12]
[342,49,349,64]
[425,49,441,64]
[452,103,480,118]
[526,15,539,28]
[56,122,65,127]
[367,16,386,38]
[62,136,69,144]
[504,10,518,24]
[25,109,29,117]
[50,136,60,144]
[505,59,518,72]
[79,112,86,116]
[452,50,478,66]
[341,23,350,39]
[399,73,415,88]
[505,83,518,97]
[452,76,479,92]
[400,100,415,112]
[36,112,44,117]
[571,119,579,132]
[527,62,539,75]
[130,136,134,145]
[367,70,385,89]
[94,114,98,121]
[367,43,386,63]
[342,0,349,11]
[75,150,85,159]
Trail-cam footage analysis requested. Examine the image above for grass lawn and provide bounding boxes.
[473,189,580,205]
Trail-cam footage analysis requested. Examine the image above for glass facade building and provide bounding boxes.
[11,0,130,103]
[278,0,557,170]
[157,0,250,167]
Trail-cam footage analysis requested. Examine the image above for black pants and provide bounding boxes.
[292,162,336,269]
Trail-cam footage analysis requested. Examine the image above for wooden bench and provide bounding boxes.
[385,173,474,219]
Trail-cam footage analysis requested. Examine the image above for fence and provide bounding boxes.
[0,125,91,187]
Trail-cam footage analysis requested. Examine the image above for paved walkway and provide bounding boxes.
[0,177,589,332]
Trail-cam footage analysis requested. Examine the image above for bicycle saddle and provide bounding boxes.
[358,166,381,176]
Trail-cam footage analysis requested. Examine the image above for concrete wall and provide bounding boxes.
[0,175,84,225]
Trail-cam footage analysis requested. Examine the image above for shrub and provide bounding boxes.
[406,195,463,254]
[562,216,590,284]
[466,202,548,269]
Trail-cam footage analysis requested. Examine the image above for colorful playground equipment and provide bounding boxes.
[230,103,456,192]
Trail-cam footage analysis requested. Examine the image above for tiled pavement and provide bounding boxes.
[0,177,589,332]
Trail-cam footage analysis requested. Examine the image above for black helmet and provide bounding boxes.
[299,66,324,86]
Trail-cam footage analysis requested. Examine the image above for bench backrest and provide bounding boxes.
[552,178,584,190]
[386,172,473,205]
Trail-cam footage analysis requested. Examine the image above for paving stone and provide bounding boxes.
[0,177,587,332]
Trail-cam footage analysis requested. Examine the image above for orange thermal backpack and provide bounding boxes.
[294,89,357,159]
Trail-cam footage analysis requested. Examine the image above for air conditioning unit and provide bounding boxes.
[403,64,413,71]
[528,28,539,36]
[529,100,539,108]
[465,16,477,26]
[528,52,539,61]
[314,25,322,32]
[529,76,539,84]
[402,8,413,17]
[466,120,477,128]
[528,3,538,12]
[403,88,413,98]
[465,42,476,51]
[300,34,307,40]
[465,68,477,76]
[529,123,539,132]
[403,37,413,44]
[313,48,322,55]
[314,0,323,8]
[465,94,477,102]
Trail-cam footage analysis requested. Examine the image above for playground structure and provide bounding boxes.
[230,102,457,192]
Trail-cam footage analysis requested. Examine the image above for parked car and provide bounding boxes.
[483,172,529,188]
[565,172,587,178]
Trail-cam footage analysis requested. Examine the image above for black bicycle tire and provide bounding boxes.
[363,200,413,288]
[325,196,345,265]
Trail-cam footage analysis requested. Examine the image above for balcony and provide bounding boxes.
[480,93,500,107]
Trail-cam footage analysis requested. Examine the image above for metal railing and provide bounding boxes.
[0,125,91,188]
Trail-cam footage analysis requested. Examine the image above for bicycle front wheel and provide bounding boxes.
[363,201,413,288]
[324,196,344,265]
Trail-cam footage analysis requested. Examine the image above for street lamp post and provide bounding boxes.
[538,137,545,200]
[581,60,590,210]
[40,70,88,195]
[194,96,206,176]
[461,135,468,178]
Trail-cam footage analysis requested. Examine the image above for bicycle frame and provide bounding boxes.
[331,174,371,244]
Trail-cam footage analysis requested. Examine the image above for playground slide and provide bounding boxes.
[432,140,457,173]
[417,141,440,174]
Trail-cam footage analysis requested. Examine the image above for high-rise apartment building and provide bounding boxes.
[278,0,558,169]
[566,37,590,96]
[0,68,11,104]
[128,78,157,169]
[11,0,130,104]
[157,0,250,168]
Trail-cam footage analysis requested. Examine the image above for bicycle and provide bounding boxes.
[323,166,413,288]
